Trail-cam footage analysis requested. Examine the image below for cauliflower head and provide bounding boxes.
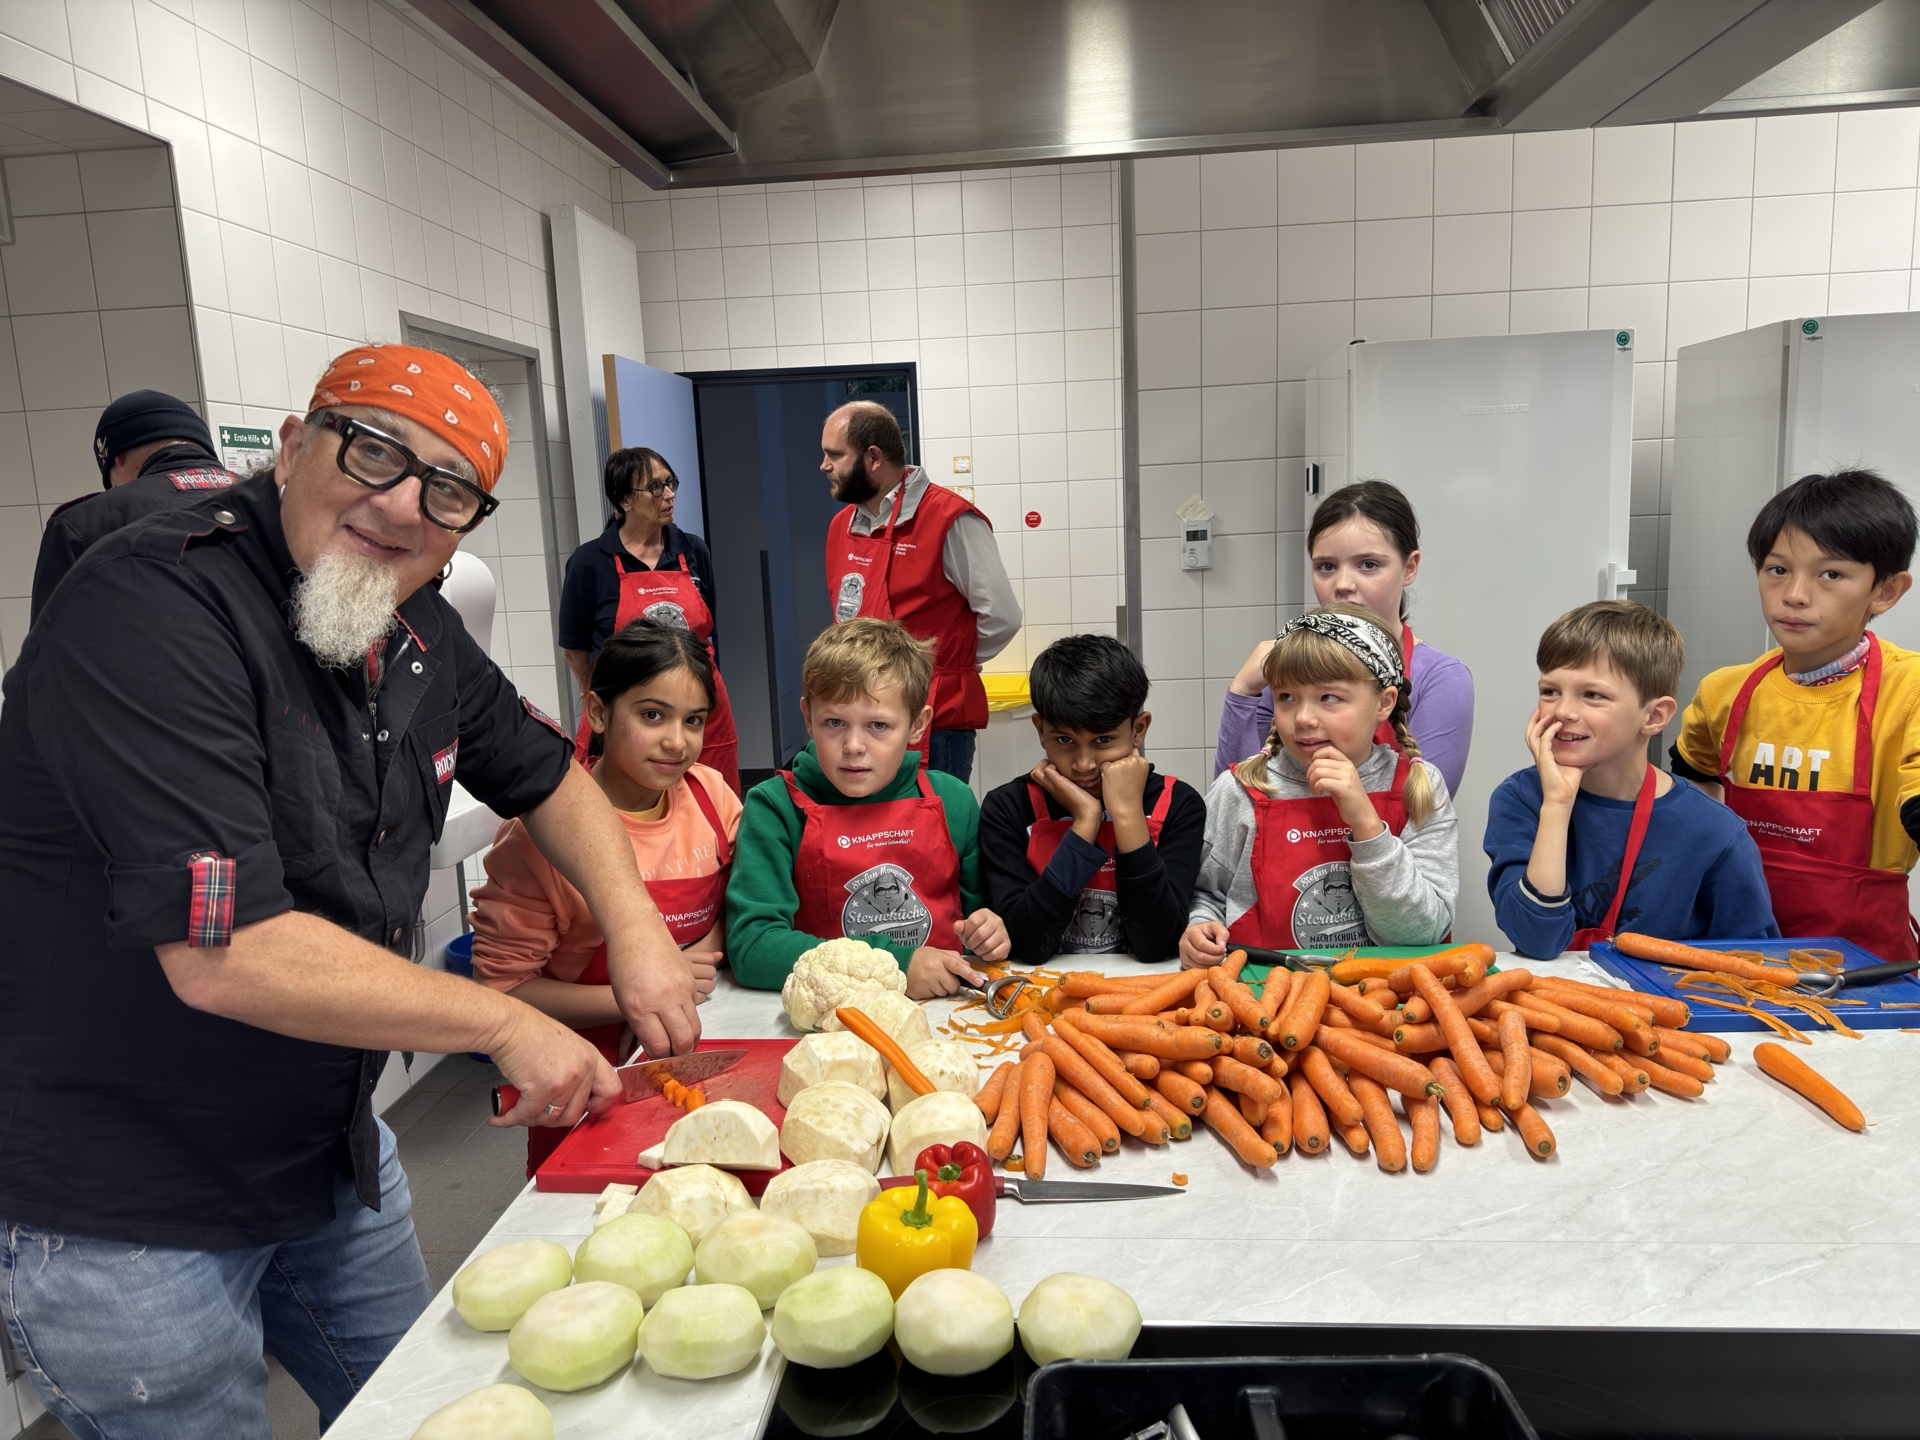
[781,939,908,1032]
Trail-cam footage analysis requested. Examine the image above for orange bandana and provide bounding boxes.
[309,344,507,491]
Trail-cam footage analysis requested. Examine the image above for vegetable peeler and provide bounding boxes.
[955,972,1031,1018]
[1786,958,1920,998]
[1232,945,1337,973]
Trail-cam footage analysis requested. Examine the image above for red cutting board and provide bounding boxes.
[533,1038,797,1194]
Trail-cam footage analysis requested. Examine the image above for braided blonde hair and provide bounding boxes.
[1230,603,1436,826]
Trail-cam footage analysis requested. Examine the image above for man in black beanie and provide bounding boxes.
[29,389,239,623]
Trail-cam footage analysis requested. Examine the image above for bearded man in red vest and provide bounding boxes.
[820,401,1023,781]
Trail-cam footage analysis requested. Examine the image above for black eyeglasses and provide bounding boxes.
[312,412,499,534]
[637,474,681,499]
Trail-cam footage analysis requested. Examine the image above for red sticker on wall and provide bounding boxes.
[1024,511,1041,528]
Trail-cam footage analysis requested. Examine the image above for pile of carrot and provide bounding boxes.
[1612,932,1867,1041]
[972,944,1740,1177]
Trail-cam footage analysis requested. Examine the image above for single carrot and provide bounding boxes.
[1213,971,1270,1033]
[1613,933,1799,987]
[1447,968,1535,1018]
[1044,988,1078,1013]
[1231,1035,1276,1066]
[1120,969,1203,1015]
[1220,949,1250,984]
[1510,991,1623,1050]
[1322,1008,1356,1030]
[1637,1054,1705,1099]
[1190,977,1233,1031]
[1753,1042,1865,1131]
[1410,963,1500,1105]
[1135,1111,1172,1145]
[835,1006,936,1096]
[1211,1054,1285,1103]
[1288,1072,1328,1153]
[1054,1079,1122,1152]
[1260,968,1302,1026]
[1259,1078,1292,1153]
[1044,1019,1154,1107]
[1388,945,1494,991]
[1021,1011,1050,1043]
[1020,1052,1056,1179]
[1155,1070,1207,1115]
[1400,995,1432,1025]
[1648,1044,1714,1083]
[987,1059,1024,1159]
[1237,1089,1269,1128]
[975,1061,1016,1123]
[1590,1048,1650,1094]
[1314,1026,1444,1099]
[1117,1049,1161,1080]
[1037,1035,1150,1137]
[1066,1014,1225,1059]
[1466,1015,1499,1046]
[1174,1059,1214,1085]
[1531,975,1690,1029]
[1481,1041,1568,1102]
[1329,955,1400,985]
[1391,1021,1447,1053]
[1526,1045,1571,1097]
[1427,1056,1481,1145]
[1336,1026,1400,1052]
[1484,996,1557,1033]
[1686,1030,1731,1063]
[1145,1089,1194,1140]
[1336,1121,1371,1156]
[1002,1153,1024,1172]
[1324,982,1385,1025]
[1497,1009,1530,1111]
[1348,1074,1407,1172]
[1507,1101,1556,1159]
[1651,1027,1713,1061]
[1200,1085,1278,1167]
[1046,1097,1100,1167]
[1266,1053,1291,1082]
[1086,993,1137,1014]
[1521,985,1656,1054]
[1059,972,1166,997]
[1474,1098,1505,1132]
[1403,1092,1440,1172]
[1299,1045,1363,1128]
[1533,1034,1623,1096]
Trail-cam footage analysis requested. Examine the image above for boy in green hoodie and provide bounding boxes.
[727,618,1012,995]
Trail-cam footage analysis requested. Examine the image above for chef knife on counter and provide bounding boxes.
[491,1048,746,1118]
[875,1175,1186,1203]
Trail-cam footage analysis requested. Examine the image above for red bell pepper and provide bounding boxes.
[915,1141,996,1237]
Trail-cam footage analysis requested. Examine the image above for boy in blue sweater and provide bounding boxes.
[1485,601,1775,958]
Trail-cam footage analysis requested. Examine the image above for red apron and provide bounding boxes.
[527,772,732,1174]
[783,765,962,951]
[1571,764,1657,951]
[826,478,991,732]
[573,550,740,796]
[1025,776,1178,954]
[1718,636,1918,961]
[1226,756,1411,950]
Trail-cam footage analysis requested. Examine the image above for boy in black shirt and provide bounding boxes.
[980,634,1206,961]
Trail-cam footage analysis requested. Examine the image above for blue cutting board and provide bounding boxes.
[1586,936,1920,1032]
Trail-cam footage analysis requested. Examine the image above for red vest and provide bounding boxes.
[826,478,991,731]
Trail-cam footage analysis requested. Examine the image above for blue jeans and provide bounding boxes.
[925,727,977,782]
[1,1119,431,1440]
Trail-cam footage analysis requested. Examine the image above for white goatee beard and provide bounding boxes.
[291,549,400,667]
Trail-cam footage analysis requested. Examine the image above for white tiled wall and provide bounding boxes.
[1134,110,1920,778]
[0,0,631,717]
[611,164,1127,674]
[0,146,197,666]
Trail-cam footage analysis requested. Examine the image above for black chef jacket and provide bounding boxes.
[28,441,240,623]
[0,473,573,1249]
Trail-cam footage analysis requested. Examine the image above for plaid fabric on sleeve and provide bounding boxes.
[186,851,237,948]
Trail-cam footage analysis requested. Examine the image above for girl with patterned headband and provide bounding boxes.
[1182,604,1459,960]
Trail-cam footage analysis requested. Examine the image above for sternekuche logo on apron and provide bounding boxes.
[1292,861,1368,947]
[643,600,690,630]
[835,572,865,624]
[842,862,932,948]
[1061,889,1124,954]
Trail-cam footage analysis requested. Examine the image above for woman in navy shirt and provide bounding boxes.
[559,448,738,792]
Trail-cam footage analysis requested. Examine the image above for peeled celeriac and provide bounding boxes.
[887,1090,989,1175]
[777,1030,886,1105]
[1016,1272,1142,1364]
[893,1269,1014,1376]
[636,1283,768,1379]
[886,1040,981,1113]
[507,1281,644,1393]
[823,989,931,1051]
[410,1383,552,1439]
[662,1098,781,1169]
[780,1082,891,1173]
[451,1239,574,1332]
[571,1212,693,1306]
[758,1159,880,1256]
[693,1211,818,1308]
[590,1183,638,1229]
[628,1164,753,1246]
[770,1266,894,1369]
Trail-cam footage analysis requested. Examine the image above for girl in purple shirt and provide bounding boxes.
[1215,482,1475,796]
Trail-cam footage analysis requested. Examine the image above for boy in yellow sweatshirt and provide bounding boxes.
[1670,470,1920,958]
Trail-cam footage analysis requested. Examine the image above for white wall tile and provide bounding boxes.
[1275,145,1354,224]
[1509,286,1588,335]
[1135,231,1199,312]
[1011,171,1063,231]
[1354,295,1430,341]
[1747,273,1827,329]
[1355,140,1432,220]
[1200,382,1275,461]
[1201,306,1276,385]
[1355,217,1432,298]
[1200,150,1277,230]
[1432,211,1510,294]
[1828,268,1910,315]
[1593,125,1673,206]
[4,214,96,313]
[1673,118,1754,201]
[1589,204,1670,287]
[1837,109,1920,192]
[1666,278,1749,354]
[1668,198,1751,282]
[1276,222,1353,303]
[14,313,108,409]
[1432,290,1508,338]
[1199,227,1277,308]
[1832,188,1916,272]
[1587,283,1668,359]
[1754,113,1838,196]
[1513,129,1591,211]
[1137,310,1199,390]
[1749,192,1832,276]
[1433,135,1512,216]
[1134,155,1197,234]
[1276,299,1354,380]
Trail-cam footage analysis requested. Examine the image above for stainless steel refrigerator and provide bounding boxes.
[1306,329,1638,950]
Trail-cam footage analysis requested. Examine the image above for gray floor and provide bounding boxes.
[22,1054,529,1440]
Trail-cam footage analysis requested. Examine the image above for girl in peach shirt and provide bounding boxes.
[470,618,741,1171]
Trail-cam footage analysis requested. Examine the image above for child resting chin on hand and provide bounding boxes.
[1182,604,1459,965]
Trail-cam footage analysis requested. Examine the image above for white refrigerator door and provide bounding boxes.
[1307,330,1636,950]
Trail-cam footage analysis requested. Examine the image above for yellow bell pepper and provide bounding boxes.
[854,1168,978,1299]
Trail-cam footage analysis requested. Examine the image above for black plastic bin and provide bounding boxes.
[1023,1354,1538,1440]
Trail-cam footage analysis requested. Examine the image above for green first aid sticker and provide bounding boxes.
[219,424,275,476]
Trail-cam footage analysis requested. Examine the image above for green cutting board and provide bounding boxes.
[1241,945,1487,998]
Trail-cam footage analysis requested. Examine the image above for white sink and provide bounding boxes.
[430,783,502,869]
